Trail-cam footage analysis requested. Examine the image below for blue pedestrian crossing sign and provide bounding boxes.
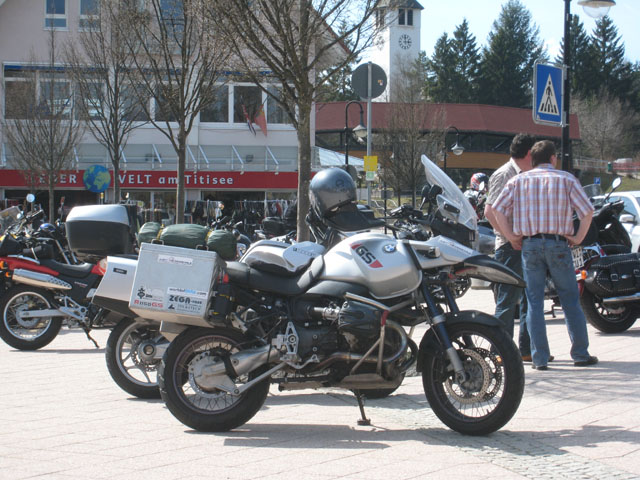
[533,62,564,127]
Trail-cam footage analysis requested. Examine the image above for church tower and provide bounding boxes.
[370,0,423,101]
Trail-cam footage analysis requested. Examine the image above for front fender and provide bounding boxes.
[417,310,504,371]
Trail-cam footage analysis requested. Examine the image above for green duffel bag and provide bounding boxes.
[205,229,237,260]
[137,222,162,245]
[158,223,209,249]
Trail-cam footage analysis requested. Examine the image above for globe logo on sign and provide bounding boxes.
[83,165,111,193]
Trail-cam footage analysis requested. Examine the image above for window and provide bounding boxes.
[160,0,184,33]
[375,9,385,28]
[45,0,67,29]
[75,80,104,120]
[79,0,100,31]
[233,85,261,124]
[398,9,405,25]
[154,85,177,122]
[39,72,72,119]
[407,9,413,26]
[201,86,229,123]
[4,68,36,119]
[121,84,149,121]
[267,86,291,125]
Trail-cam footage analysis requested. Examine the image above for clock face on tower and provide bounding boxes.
[398,34,412,50]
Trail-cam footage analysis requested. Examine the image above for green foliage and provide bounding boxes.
[556,15,593,98]
[425,19,479,103]
[477,0,547,108]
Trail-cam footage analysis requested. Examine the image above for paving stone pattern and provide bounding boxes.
[0,288,639,479]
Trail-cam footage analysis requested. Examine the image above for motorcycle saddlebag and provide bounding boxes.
[584,253,640,297]
[205,230,237,260]
[137,221,162,245]
[157,224,209,249]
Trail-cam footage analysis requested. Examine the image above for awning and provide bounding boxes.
[314,146,364,170]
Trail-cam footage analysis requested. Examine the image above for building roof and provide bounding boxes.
[315,101,580,140]
[377,0,425,10]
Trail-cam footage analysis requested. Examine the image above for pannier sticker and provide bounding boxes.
[132,285,164,309]
[157,254,193,267]
[167,287,208,299]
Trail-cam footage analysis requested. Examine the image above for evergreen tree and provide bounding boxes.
[425,19,480,103]
[425,32,456,102]
[317,20,359,102]
[477,0,547,108]
[555,15,592,99]
[587,16,633,102]
[450,19,480,103]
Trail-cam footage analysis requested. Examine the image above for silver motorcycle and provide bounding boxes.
[96,156,526,435]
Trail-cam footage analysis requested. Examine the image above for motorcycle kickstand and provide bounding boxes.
[353,390,371,426]
[81,326,100,349]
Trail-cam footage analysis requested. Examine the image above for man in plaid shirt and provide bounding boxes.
[492,140,598,370]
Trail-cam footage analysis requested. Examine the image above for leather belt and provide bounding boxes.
[523,233,567,242]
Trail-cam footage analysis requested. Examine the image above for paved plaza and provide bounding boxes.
[1,287,639,480]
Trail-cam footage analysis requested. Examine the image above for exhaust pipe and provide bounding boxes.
[12,269,72,290]
[601,292,640,304]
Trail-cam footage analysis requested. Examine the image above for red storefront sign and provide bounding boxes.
[0,170,298,190]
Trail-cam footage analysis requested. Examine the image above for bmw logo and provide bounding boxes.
[383,244,396,253]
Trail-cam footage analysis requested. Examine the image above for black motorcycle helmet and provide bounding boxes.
[309,168,373,232]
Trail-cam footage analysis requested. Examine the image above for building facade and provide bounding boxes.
[0,0,313,217]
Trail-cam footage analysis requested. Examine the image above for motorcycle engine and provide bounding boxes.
[291,299,380,358]
[337,301,381,354]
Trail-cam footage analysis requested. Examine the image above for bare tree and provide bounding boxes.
[2,29,85,221]
[65,0,147,203]
[377,58,444,206]
[573,89,639,162]
[208,0,380,240]
[117,0,232,222]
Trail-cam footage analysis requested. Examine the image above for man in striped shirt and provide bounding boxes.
[492,140,598,370]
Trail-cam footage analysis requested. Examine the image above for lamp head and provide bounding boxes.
[353,123,367,140]
[577,0,615,18]
[451,143,464,156]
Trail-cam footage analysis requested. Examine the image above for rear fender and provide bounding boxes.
[417,310,503,371]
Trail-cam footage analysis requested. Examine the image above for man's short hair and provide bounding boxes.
[531,140,557,167]
[510,133,536,160]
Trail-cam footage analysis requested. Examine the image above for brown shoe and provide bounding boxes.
[521,354,532,362]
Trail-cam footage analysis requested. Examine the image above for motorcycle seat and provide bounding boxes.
[40,259,95,278]
[225,256,324,296]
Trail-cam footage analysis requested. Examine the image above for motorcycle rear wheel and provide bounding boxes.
[0,285,62,350]
[158,327,270,432]
[106,318,162,399]
[422,322,524,435]
[580,289,638,333]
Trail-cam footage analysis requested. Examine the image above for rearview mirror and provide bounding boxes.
[26,193,35,203]
[619,213,636,224]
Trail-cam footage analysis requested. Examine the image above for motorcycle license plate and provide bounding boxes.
[571,246,584,270]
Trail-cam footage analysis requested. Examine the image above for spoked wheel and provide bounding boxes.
[0,285,62,350]
[158,327,270,432]
[106,318,165,399]
[580,289,638,333]
[422,322,524,435]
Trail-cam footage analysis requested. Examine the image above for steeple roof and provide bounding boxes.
[377,0,424,9]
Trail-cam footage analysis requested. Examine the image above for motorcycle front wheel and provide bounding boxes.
[0,285,62,350]
[421,322,524,435]
[580,289,638,333]
[158,327,270,432]
[106,318,164,399]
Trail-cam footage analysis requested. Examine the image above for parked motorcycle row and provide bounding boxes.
[0,158,637,436]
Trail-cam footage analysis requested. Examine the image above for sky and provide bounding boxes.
[419,0,640,63]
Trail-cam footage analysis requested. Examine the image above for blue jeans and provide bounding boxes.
[522,237,591,366]
[494,243,530,354]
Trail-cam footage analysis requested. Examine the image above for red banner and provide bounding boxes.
[0,170,298,190]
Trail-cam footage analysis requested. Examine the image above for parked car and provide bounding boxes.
[602,191,640,252]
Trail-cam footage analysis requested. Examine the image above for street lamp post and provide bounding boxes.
[562,0,616,172]
[344,101,366,166]
[443,126,465,175]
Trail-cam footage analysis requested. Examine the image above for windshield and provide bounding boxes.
[583,184,602,199]
[421,154,478,236]
[0,206,21,234]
